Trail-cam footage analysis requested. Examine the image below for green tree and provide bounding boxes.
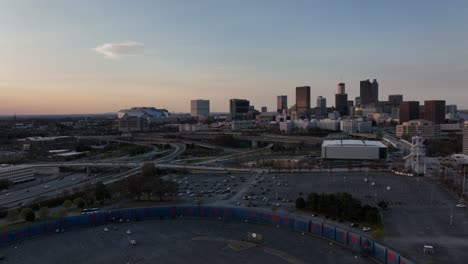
[21,208,35,222]
[0,179,12,190]
[6,209,19,222]
[73,197,86,209]
[62,199,73,208]
[295,197,306,209]
[55,208,68,218]
[94,181,110,202]
[38,207,50,220]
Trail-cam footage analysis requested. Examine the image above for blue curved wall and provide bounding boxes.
[0,206,413,264]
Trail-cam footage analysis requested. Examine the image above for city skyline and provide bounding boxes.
[1,1,468,115]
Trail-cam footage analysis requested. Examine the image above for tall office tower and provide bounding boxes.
[399,101,420,124]
[446,104,458,114]
[277,95,288,113]
[389,94,403,108]
[229,99,250,120]
[261,106,267,113]
[316,96,327,117]
[360,79,379,107]
[338,83,346,94]
[424,100,446,124]
[335,83,348,116]
[355,97,361,108]
[190,99,210,117]
[464,121,468,155]
[296,86,311,119]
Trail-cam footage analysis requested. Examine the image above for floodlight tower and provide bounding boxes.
[410,135,426,175]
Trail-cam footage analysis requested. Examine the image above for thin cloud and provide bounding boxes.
[93,41,144,58]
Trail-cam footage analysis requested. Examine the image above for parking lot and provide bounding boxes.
[171,170,463,210]
[169,172,294,208]
[169,170,468,263]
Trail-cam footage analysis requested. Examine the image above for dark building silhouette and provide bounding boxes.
[360,79,379,107]
[389,94,403,108]
[424,100,446,124]
[296,86,311,119]
[230,99,250,120]
[335,83,348,116]
[399,101,420,124]
[277,95,287,113]
[316,96,326,117]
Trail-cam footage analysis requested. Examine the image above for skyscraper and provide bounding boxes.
[389,95,403,108]
[464,121,468,155]
[316,96,326,117]
[277,95,288,113]
[424,100,446,124]
[261,106,267,113]
[230,99,250,120]
[338,83,346,94]
[335,83,348,116]
[296,86,311,119]
[446,104,457,115]
[360,79,379,107]
[190,99,210,117]
[355,97,361,108]
[399,101,420,124]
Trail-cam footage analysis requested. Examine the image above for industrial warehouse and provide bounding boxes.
[321,140,388,160]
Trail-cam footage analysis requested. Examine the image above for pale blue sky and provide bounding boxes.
[0,0,467,114]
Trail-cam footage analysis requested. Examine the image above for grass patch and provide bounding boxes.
[371,227,385,240]
[0,221,29,232]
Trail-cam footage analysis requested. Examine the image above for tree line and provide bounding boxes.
[296,192,381,225]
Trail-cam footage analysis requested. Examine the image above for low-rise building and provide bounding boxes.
[328,111,340,120]
[279,121,295,133]
[464,121,468,155]
[340,119,372,134]
[18,136,76,152]
[179,123,209,132]
[396,120,441,139]
[317,119,341,131]
[231,120,254,131]
[321,140,387,160]
[0,165,35,184]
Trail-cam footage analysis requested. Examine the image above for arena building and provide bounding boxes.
[321,139,387,160]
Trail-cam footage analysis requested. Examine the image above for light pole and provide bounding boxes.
[462,167,466,200]
[450,206,453,226]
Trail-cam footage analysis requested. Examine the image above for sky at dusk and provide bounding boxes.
[1,0,467,115]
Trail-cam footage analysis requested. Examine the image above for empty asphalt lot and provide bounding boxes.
[0,219,371,264]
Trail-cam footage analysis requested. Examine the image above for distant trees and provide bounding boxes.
[0,180,12,190]
[20,208,35,222]
[297,192,381,225]
[6,209,19,222]
[94,182,110,202]
[125,162,177,201]
[73,197,86,209]
[62,199,73,208]
[212,135,242,148]
[295,197,306,209]
[38,207,50,220]
[425,136,462,157]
